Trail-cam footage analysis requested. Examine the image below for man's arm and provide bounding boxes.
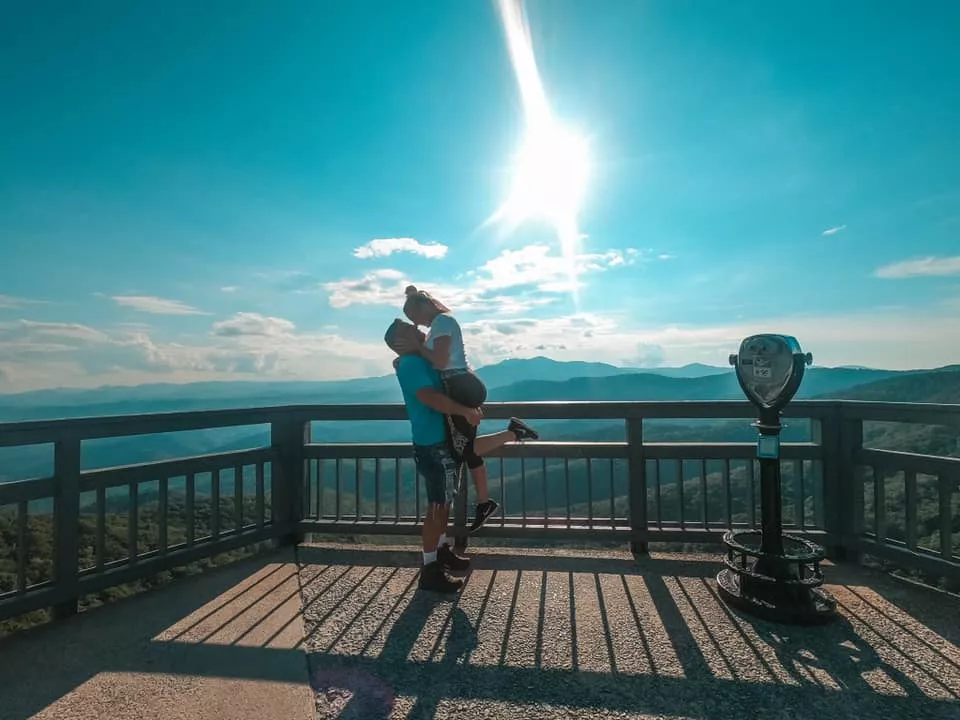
[415,386,471,417]
[398,356,477,422]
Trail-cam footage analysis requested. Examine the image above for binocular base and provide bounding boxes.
[716,530,837,625]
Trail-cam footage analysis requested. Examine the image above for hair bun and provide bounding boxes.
[404,285,419,297]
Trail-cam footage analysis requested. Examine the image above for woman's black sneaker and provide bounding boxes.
[508,418,539,441]
[469,499,500,533]
[438,543,471,572]
[419,561,463,593]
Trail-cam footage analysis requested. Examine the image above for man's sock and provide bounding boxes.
[423,549,438,565]
[438,533,448,548]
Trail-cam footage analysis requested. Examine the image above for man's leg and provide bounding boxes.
[416,445,464,593]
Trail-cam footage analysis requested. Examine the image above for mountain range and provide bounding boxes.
[1,357,958,483]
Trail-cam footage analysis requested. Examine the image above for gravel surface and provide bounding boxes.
[299,542,960,720]
[0,543,957,720]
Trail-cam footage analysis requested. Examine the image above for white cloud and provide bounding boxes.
[212,312,296,337]
[3,304,959,393]
[0,314,388,392]
[459,309,960,371]
[325,244,647,314]
[111,295,208,315]
[874,256,960,279]
[221,286,239,293]
[0,295,48,309]
[822,225,847,236]
[353,237,449,260]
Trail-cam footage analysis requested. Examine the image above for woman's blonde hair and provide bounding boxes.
[402,285,450,318]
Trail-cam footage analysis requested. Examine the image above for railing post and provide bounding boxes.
[829,406,864,563]
[271,417,310,546]
[453,464,468,553]
[53,433,81,619]
[626,418,648,554]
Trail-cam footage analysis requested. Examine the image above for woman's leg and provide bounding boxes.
[473,430,515,456]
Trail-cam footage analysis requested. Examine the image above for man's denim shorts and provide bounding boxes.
[413,441,463,506]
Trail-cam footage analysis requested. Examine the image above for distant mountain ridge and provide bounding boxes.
[0,357,954,425]
[0,357,728,421]
[2,359,958,484]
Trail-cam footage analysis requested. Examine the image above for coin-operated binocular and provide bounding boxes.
[731,334,812,459]
[717,334,836,624]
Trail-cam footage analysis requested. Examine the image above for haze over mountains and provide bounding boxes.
[1,356,950,423]
[2,356,958,486]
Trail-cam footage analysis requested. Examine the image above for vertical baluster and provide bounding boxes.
[335,458,342,522]
[521,457,527,527]
[748,461,756,528]
[723,459,732,529]
[128,481,139,562]
[498,457,505,525]
[700,459,708,529]
[95,484,105,569]
[939,472,953,560]
[211,470,220,540]
[587,459,594,529]
[677,461,685,529]
[904,470,917,551]
[234,464,244,532]
[794,459,804,530]
[873,466,885,542]
[541,457,548,528]
[394,459,401,522]
[415,458,421,523]
[564,458,571,528]
[186,473,195,545]
[316,459,324,519]
[16,500,27,593]
[304,459,312,522]
[811,461,825,530]
[375,458,382,523]
[654,460,662,528]
[159,477,169,553]
[609,458,616,528]
[255,463,265,528]
[355,459,362,521]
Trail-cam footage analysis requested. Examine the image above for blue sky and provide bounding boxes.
[1,0,959,391]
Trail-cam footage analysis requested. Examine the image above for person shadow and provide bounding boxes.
[308,587,478,719]
[759,613,947,712]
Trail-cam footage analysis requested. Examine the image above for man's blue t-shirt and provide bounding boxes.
[395,355,446,446]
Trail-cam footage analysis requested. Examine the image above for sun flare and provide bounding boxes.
[489,0,593,300]
[502,122,591,228]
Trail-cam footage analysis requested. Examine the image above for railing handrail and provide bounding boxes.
[1,398,958,628]
[3,399,959,447]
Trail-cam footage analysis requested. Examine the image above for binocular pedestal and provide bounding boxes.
[716,414,836,625]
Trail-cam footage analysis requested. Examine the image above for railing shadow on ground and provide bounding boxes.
[0,551,310,720]
[0,546,959,720]
[298,546,960,720]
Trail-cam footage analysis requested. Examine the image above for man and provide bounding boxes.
[384,318,538,593]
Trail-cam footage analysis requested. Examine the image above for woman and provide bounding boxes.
[400,285,538,532]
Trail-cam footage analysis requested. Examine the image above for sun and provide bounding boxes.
[501,120,591,228]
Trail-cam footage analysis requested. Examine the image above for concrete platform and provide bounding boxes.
[1,543,959,720]
[0,549,314,720]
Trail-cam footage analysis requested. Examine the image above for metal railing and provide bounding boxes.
[1,400,958,625]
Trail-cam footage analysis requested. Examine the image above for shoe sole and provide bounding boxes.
[469,506,499,534]
[510,420,539,441]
